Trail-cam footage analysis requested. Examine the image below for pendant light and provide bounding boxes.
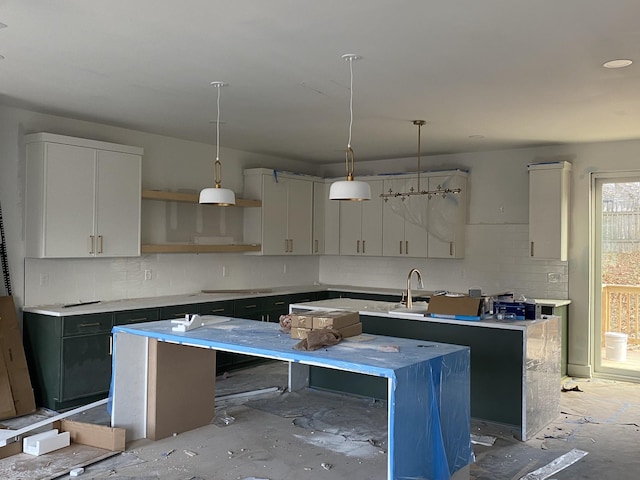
[329,54,371,201]
[199,81,236,205]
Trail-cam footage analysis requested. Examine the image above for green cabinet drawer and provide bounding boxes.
[159,304,199,320]
[63,313,113,336]
[198,300,234,316]
[114,308,160,326]
[234,297,265,320]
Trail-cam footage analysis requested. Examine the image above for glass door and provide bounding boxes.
[593,174,640,379]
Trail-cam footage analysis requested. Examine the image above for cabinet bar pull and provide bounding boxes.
[109,335,113,356]
[356,240,360,253]
[449,242,454,256]
[362,240,366,253]
[127,317,148,322]
[208,308,226,313]
[244,304,258,309]
[406,241,409,255]
[314,239,318,253]
[275,301,285,305]
[172,312,188,317]
[284,239,289,253]
[98,235,103,254]
[89,235,95,254]
[530,241,534,257]
[399,241,402,255]
[79,322,101,328]
[290,239,293,252]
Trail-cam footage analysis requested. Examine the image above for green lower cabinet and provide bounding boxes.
[23,312,114,411]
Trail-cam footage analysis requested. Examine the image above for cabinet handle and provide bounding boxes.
[357,240,360,253]
[530,241,534,257]
[406,241,409,255]
[243,304,258,309]
[109,335,113,356]
[89,235,95,254]
[362,240,366,253]
[314,239,318,253]
[399,241,403,255]
[171,312,188,318]
[449,242,454,256]
[79,322,101,328]
[284,239,289,253]
[208,308,226,313]
[127,317,148,322]
[98,235,103,254]
[274,301,285,305]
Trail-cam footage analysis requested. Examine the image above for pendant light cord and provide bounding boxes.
[347,57,353,150]
[216,84,221,163]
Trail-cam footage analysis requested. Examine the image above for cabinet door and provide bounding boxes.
[42,143,96,257]
[95,150,141,256]
[261,174,289,254]
[61,333,112,401]
[339,198,362,255]
[287,178,313,255]
[312,182,326,255]
[360,180,383,256]
[382,177,427,258]
[529,163,570,260]
[427,174,466,258]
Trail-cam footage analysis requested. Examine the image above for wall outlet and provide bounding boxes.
[547,272,562,283]
[144,269,152,281]
[39,273,49,286]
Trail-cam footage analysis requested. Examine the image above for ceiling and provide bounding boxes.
[2,0,640,164]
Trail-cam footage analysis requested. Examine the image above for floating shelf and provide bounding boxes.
[141,244,262,254]
[142,189,261,207]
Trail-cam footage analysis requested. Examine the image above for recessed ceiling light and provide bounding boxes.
[603,59,633,69]
[0,54,4,60]
[0,22,8,29]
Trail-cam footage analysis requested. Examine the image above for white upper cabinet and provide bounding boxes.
[426,172,467,259]
[25,133,142,258]
[312,181,340,255]
[528,161,571,261]
[382,175,428,258]
[339,179,383,256]
[243,169,315,255]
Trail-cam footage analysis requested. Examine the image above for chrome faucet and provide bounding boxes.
[406,268,424,309]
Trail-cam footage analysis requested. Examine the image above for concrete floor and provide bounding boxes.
[8,361,640,479]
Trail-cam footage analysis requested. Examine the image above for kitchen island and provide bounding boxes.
[289,298,561,441]
[111,318,473,480]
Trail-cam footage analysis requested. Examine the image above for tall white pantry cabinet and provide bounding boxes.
[25,133,143,258]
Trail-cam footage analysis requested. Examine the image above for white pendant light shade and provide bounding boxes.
[199,81,236,206]
[329,178,371,201]
[330,54,370,201]
[199,185,236,205]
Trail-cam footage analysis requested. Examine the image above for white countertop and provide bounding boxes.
[22,284,570,317]
[289,298,559,331]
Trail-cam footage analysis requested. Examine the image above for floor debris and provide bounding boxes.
[470,434,497,446]
[519,448,589,480]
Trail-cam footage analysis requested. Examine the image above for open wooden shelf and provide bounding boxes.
[142,189,261,207]
[141,244,262,254]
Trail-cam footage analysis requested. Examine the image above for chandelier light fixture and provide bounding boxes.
[199,81,236,205]
[380,120,462,202]
[329,54,371,201]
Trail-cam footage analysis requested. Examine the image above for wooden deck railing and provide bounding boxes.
[602,284,640,344]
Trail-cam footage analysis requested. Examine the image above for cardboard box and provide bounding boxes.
[290,311,321,329]
[291,327,312,339]
[337,322,362,338]
[427,295,484,319]
[0,296,36,420]
[312,311,359,330]
[59,419,126,451]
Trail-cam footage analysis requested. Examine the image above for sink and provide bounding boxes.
[388,301,429,318]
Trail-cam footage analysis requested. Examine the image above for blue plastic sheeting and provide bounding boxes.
[112,318,472,480]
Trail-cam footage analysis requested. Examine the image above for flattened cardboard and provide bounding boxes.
[290,311,320,329]
[60,420,126,451]
[0,296,36,420]
[146,339,216,441]
[427,296,483,317]
[312,311,359,330]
